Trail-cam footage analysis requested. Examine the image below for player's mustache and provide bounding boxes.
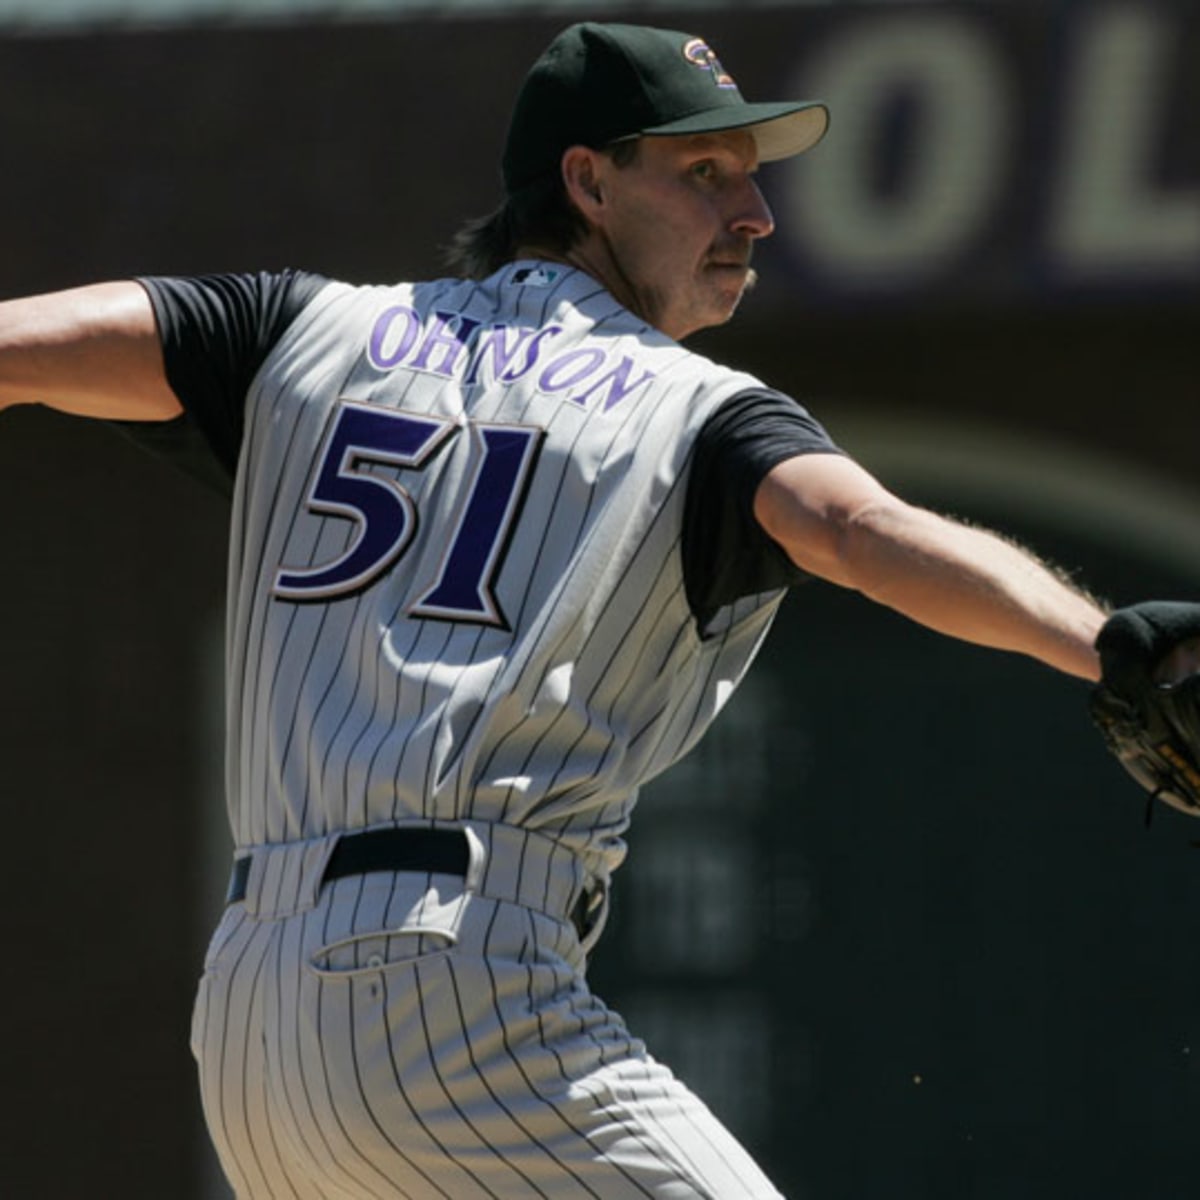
[708,241,759,292]
[709,239,757,282]
[709,239,755,269]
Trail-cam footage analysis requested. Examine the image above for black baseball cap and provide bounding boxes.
[502,22,829,194]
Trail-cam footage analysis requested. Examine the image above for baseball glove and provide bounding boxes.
[1090,601,1200,821]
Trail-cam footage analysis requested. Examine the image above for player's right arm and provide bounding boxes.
[0,281,181,421]
[754,452,1105,681]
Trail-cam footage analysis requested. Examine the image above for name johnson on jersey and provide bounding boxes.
[367,301,659,413]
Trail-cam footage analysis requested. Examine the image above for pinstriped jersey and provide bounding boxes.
[224,262,787,879]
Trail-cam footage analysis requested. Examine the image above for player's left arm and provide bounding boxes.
[0,281,181,421]
[754,451,1106,680]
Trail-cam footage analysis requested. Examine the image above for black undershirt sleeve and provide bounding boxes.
[682,388,845,628]
[119,269,330,491]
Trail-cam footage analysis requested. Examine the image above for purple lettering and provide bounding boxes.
[367,305,421,370]
[574,357,657,411]
[500,324,564,383]
[464,324,538,386]
[411,310,482,377]
[368,307,653,414]
[538,348,607,398]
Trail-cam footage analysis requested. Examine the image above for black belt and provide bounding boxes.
[225,827,470,906]
[226,825,601,940]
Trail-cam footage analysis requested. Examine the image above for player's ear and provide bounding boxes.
[561,146,606,220]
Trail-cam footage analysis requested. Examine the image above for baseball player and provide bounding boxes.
[1,21,1118,1199]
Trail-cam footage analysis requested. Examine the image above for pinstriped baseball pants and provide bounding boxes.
[190,826,785,1199]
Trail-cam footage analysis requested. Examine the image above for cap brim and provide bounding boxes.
[641,100,829,161]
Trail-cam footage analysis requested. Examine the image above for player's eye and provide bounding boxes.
[690,159,718,181]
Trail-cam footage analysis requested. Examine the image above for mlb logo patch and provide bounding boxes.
[513,266,561,287]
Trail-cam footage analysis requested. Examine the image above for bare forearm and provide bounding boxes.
[755,454,1106,681]
[0,281,181,419]
[839,502,1105,680]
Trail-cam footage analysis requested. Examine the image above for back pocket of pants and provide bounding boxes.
[308,928,457,978]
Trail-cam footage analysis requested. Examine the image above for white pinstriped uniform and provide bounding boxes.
[194,262,789,1198]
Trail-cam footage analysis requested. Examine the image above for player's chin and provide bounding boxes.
[709,266,757,316]
[672,270,755,337]
[711,262,756,297]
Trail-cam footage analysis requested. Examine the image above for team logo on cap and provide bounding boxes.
[682,39,737,90]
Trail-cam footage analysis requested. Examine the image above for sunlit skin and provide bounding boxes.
[526,129,775,342]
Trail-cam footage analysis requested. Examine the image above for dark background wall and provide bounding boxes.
[0,5,1196,1198]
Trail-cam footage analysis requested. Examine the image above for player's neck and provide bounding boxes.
[511,240,659,336]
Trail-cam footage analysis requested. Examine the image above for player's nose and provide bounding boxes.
[729,177,775,241]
